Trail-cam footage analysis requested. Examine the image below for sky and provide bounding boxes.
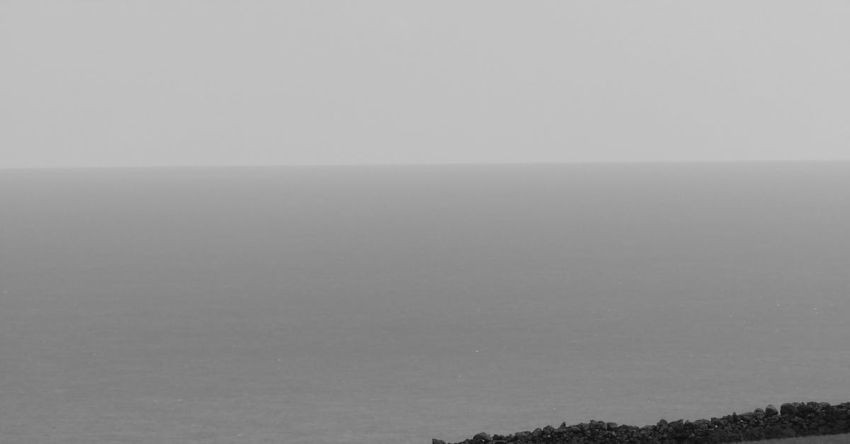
[2,1,850,168]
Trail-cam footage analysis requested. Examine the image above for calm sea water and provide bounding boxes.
[1,164,849,444]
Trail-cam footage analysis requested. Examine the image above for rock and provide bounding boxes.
[781,403,797,416]
[432,440,446,444]
[447,401,850,444]
[471,432,491,443]
[798,403,816,415]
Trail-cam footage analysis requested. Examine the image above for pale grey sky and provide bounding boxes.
[2,1,849,168]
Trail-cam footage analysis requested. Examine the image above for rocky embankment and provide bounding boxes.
[437,402,850,444]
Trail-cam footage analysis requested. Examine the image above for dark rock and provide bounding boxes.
[446,401,850,444]
[471,432,491,443]
[432,440,446,444]
[781,403,798,416]
[798,403,816,416]
[531,428,543,438]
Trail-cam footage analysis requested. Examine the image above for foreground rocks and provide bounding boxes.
[437,401,850,444]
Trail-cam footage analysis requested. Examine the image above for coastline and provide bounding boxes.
[438,402,850,444]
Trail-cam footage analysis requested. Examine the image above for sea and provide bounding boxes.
[1,163,848,444]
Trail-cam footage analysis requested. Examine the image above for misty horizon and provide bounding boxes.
[3,2,850,443]
[4,158,850,171]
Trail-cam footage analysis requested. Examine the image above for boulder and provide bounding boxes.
[781,403,797,416]
[471,432,491,443]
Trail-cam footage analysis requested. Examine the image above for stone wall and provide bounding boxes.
[437,401,850,444]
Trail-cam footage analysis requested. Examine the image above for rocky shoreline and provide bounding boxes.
[436,402,850,444]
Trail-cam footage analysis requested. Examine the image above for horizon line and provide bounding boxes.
[2,158,849,171]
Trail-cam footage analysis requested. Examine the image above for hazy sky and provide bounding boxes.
[2,1,849,167]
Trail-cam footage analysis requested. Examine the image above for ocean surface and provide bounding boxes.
[1,163,849,444]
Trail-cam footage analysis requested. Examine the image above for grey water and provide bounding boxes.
[1,163,849,444]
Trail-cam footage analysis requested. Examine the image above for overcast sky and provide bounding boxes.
[2,1,849,168]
